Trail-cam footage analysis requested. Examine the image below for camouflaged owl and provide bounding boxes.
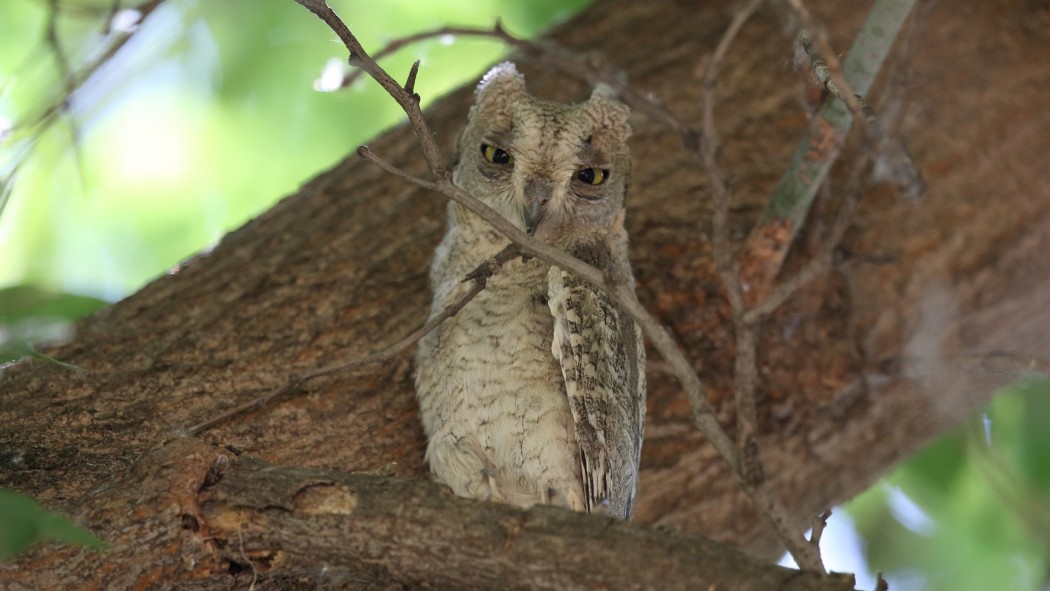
[415,63,646,519]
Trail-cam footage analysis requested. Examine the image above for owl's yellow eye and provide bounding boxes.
[575,167,609,185]
[481,144,512,165]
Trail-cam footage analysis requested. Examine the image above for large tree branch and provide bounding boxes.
[5,437,858,589]
[207,459,857,591]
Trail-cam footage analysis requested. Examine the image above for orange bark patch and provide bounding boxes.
[738,219,795,305]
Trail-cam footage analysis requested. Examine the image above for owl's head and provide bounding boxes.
[453,62,632,243]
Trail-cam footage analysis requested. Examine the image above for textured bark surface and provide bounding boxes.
[2,437,858,590]
[2,0,1049,588]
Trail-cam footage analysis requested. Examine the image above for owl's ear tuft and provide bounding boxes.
[470,62,526,129]
[586,84,631,140]
[590,83,620,102]
[476,62,526,107]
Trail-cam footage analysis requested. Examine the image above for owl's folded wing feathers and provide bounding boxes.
[547,242,646,519]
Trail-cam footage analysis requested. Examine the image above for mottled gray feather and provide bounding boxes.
[548,242,645,518]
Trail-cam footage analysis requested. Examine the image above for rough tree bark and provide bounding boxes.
[2,0,1048,589]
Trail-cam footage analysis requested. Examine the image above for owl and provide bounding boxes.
[415,62,646,519]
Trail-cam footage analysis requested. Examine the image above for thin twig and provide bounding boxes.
[740,482,824,570]
[743,153,867,325]
[809,509,833,547]
[697,3,833,571]
[733,325,761,479]
[702,0,761,317]
[22,0,164,138]
[404,59,421,95]
[753,0,918,288]
[44,0,87,181]
[188,244,522,435]
[338,26,510,90]
[294,0,448,176]
[796,28,922,200]
[337,22,700,148]
[689,0,870,569]
[790,25,867,130]
[237,527,259,591]
[698,0,765,486]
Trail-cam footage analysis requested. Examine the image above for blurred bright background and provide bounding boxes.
[0,1,1047,588]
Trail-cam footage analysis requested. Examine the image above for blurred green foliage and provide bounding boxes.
[0,284,105,365]
[0,488,106,560]
[0,0,591,301]
[847,374,1050,591]
[0,0,590,364]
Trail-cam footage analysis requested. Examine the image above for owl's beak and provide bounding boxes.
[524,201,544,236]
[523,179,552,236]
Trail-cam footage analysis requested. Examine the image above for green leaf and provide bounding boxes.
[846,375,1050,591]
[0,340,35,367]
[0,285,108,322]
[897,430,967,500]
[0,285,105,367]
[0,489,106,561]
[1013,374,1050,491]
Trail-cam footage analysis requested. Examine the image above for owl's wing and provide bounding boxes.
[548,241,646,519]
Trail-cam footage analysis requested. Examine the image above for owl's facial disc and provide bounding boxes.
[523,177,553,236]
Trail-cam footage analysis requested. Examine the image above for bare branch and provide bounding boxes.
[746,0,918,295]
[737,484,822,569]
[338,26,512,90]
[337,22,702,148]
[187,243,523,435]
[699,0,763,456]
[701,0,761,317]
[21,1,164,139]
[794,29,923,199]
[293,0,448,177]
[743,154,867,325]
[809,509,833,548]
[404,59,421,95]
[791,26,868,129]
[698,1,827,571]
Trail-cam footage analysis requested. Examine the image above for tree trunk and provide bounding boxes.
[2,0,1048,588]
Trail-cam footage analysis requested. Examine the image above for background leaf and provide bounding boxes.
[0,489,106,561]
